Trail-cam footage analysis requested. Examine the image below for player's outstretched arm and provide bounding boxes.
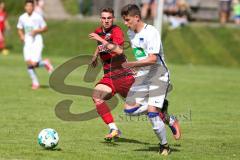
[122,54,158,68]
[30,26,48,36]
[89,47,99,68]
[18,29,24,42]
[89,32,123,54]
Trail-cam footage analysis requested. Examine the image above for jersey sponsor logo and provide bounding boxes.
[133,47,146,59]
[105,33,111,41]
[24,26,34,34]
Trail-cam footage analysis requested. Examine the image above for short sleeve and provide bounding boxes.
[112,27,124,46]
[146,27,161,54]
[17,17,23,29]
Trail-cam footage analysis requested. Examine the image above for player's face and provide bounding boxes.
[100,12,114,30]
[122,15,139,31]
[25,3,34,15]
[0,3,5,11]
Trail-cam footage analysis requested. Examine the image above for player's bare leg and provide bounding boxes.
[92,84,121,142]
[150,0,157,19]
[141,3,149,19]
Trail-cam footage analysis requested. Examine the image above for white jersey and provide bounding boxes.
[17,12,46,45]
[126,24,170,108]
[127,24,168,76]
[17,12,47,62]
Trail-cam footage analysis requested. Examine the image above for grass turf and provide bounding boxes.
[0,53,239,160]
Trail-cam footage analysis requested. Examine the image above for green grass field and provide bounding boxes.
[0,53,239,160]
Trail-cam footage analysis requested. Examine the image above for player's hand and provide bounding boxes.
[30,30,38,36]
[89,55,98,68]
[20,36,25,43]
[89,33,102,42]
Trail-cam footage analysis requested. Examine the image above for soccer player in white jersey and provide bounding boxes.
[17,0,53,90]
[121,4,180,155]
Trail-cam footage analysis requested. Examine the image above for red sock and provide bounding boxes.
[96,101,114,124]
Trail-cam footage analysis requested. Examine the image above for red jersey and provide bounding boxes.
[94,25,133,78]
[0,11,7,32]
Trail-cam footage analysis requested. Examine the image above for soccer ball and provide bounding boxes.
[38,128,59,149]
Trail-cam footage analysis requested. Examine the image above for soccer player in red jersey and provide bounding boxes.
[88,8,134,141]
[0,1,9,55]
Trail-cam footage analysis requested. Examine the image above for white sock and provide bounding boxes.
[28,68,39,84]
[108,123,118,130]
[149,115,168,145]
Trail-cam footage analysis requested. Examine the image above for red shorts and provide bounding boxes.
[97,75,135,98]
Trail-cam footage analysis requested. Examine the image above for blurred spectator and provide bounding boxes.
[141,0,157,19]
[164,0,178,15]
[0,1,9,55]
[177,0,191,18]
[34,0,45,17]
[219,0,232,24]
[167,0,190,29]
[233,0,240,25]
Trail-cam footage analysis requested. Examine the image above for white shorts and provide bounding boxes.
[126,64,170,109]
[23,41,43,62]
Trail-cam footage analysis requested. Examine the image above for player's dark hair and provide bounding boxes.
[101,7,114,17]
[25,0,34,5]
[121,4,141,19]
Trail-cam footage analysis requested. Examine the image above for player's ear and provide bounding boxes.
[135,15,140,22]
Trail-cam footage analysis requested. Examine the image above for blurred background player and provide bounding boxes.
[17,0,53,90]
[88,8,135,141]
[0,1,10,55]
[121,4,180,155]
